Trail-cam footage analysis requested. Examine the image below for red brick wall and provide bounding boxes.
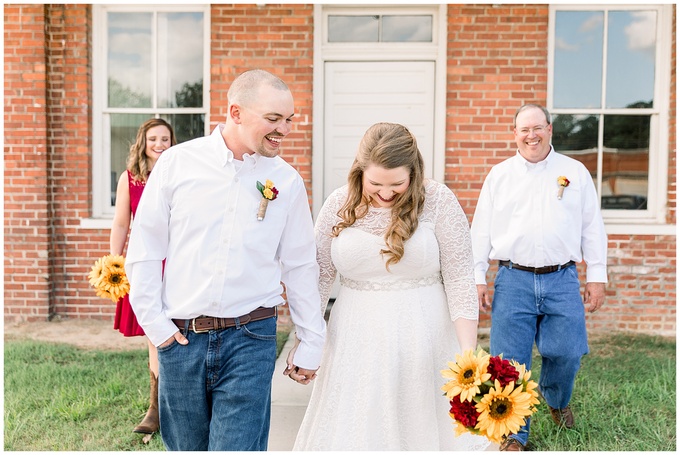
[45,5,96,318]
[5,5,98,322]
[4,4,675,337]
[669,8,677,226]
[592,235,676,335]
[4,5,52,320]
[209,4,314,187]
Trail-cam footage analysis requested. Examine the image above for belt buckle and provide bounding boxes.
[191,318,210,334]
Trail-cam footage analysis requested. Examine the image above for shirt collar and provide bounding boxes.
[213,124,234,167]
[514,146,555,173]
[213,124,261,173]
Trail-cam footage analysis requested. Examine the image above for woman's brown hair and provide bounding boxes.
[127,118,176,182]
[333,122,426,269]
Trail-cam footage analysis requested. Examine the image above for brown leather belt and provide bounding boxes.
[173,306,276,334]
[499,260,575,275]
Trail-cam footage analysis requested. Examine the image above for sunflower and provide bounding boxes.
[105,254,126,271]
[99,266,130,302]
[88,254,130,302]
[441,348,491,402]
[94,286,115,301]
[510,360,541,405]
[475,379,537,444]
[87,256,107,288]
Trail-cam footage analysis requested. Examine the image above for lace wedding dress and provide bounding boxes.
[293,180,490,451]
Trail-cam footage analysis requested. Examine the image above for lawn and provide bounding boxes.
[4,331,675,451]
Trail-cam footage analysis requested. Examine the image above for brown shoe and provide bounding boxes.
[549,404,575,429]
[500,438,525,451]
[133,368,159,438]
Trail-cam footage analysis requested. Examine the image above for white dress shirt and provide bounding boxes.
[471,148,608,285]
[126,125,326,369]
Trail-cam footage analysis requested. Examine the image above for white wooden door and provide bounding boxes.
[323,61,436,201]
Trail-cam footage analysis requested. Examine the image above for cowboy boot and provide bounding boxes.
[133,368,159,436]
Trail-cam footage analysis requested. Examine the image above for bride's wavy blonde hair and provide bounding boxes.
[332,122,425,270]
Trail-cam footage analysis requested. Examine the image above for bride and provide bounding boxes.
[290,122,490,451]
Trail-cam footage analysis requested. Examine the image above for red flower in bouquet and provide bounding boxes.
[487,355,520,387]
[449,395,480,429]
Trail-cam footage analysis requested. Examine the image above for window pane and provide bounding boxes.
[602,115,649,209]
[158,13,204,108]
[109,114,150,206]
[165,114,205,144]
[382,15,432,42]
[328,15,379,42]
[108,13,152,108]
[554,11,604,108]
[552,114,599,181]
[606,11,656,109]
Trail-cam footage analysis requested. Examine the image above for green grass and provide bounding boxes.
[528,333,676,451]
[4,341,165,451]
[4,332,675,451]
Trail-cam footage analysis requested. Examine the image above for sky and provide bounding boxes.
[554,9,656,109]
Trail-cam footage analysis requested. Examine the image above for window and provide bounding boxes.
[327,14,433,43]
[548,5,672,223]
[92,5,209,217]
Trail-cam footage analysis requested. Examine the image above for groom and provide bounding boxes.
[126,69,326,451]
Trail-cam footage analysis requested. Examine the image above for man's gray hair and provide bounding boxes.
[513,103,551,127]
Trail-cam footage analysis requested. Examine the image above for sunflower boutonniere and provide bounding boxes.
[557,176,570,200]
[256,180,279,221]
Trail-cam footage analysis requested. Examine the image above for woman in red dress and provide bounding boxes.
[110,118,176,440]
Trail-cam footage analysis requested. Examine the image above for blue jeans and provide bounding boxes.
[157,316,277,451]
[490,264,588,446]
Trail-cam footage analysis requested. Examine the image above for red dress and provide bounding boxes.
[113,171,146,337]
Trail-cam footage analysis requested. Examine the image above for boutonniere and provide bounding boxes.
[256,179,279,220]
[557,176,570,200]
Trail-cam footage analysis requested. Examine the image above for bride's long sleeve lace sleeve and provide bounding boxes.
[430,183,479,322]
[314,188,344,316]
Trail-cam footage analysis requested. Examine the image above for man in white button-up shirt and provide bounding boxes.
[126,69,326,451]
[471,104,607,451]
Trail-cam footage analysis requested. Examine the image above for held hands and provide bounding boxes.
[282,335,318,385]
[477,284,491,312]
[584,282,606,313]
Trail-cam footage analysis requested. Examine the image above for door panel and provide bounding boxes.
[323,61,435,200]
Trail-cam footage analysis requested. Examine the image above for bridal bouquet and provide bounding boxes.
[87,254,130,302]
[441,347,540,444]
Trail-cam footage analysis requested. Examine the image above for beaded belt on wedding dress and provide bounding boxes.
[339,273,443,291]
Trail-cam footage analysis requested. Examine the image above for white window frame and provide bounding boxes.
[548,4,674,235]
[312,4,447,216]
[85,4,210,227]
